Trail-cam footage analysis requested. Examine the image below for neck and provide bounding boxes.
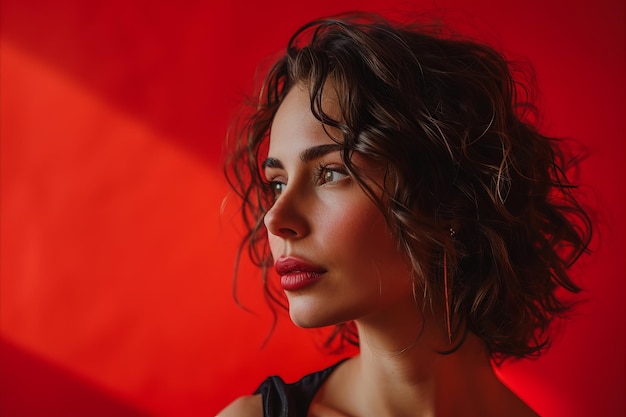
[347,303,514,417]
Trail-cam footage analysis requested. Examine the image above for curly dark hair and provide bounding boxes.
[224,12,593,362]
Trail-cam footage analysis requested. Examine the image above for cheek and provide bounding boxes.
[334,205,390,250]
[338,205,411,277]
[324,211,401,280]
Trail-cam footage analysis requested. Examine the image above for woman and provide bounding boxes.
[220,12,592,417]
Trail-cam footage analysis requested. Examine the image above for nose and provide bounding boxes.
[264,189,310,239]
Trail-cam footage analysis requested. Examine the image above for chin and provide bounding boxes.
[289,310,332,329]
[287,301,359,329]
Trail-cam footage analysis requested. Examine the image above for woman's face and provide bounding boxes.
[263,84,415,328]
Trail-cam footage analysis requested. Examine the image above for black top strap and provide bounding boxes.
[254,359,347,417]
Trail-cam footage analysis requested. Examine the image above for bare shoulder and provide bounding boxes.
[217,394,263,416]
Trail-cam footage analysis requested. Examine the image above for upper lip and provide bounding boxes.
[275,257,326,276]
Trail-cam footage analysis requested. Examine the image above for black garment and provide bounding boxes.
[254,360,347,417]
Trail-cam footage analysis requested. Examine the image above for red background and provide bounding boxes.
[1,0,624,416]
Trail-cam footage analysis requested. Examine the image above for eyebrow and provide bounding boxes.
[262,144,343,169]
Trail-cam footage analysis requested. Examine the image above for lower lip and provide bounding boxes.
[280,271,323,291]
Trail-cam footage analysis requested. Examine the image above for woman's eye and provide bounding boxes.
[319,168,348,185]
[269,181,286,198]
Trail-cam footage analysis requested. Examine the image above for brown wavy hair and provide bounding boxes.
[224,12,593,362]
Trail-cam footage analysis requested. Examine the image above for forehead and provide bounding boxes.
[268,83,343,154]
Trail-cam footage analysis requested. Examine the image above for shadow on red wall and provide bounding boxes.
[0,338,150,417]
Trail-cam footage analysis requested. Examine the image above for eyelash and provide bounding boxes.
[314,163,348,186]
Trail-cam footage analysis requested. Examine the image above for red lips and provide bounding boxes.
[275,257,326,291]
